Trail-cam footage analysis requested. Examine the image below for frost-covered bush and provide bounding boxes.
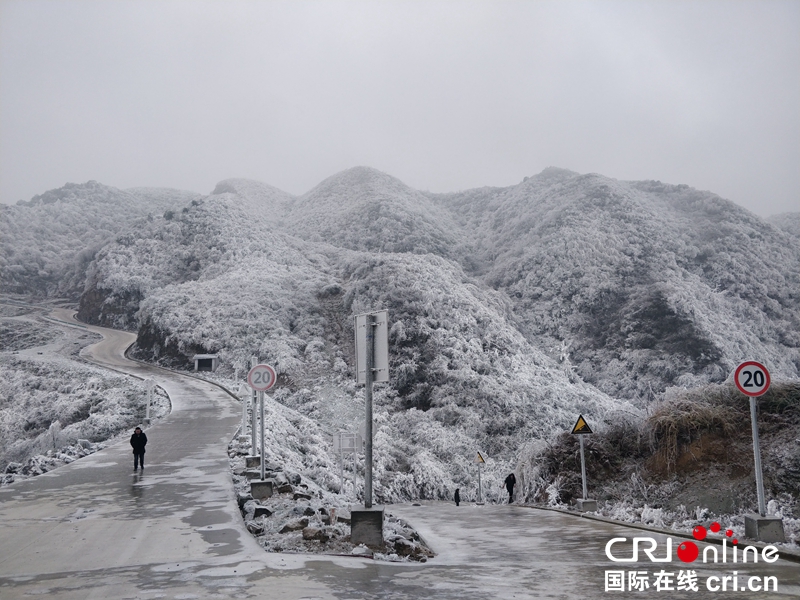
[0,355,168,470]
[517,381,800,546]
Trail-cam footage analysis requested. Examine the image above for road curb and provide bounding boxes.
[524,504,800,564]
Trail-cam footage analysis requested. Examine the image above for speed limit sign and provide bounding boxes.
[247,364,277,392]
[734,361,771,397]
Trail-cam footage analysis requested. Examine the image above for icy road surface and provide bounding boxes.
[0,310,797,599]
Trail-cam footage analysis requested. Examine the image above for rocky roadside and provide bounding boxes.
[228,436,434,562]
[1,438,104,485]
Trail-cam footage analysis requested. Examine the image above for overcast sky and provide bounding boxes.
[1,0,798,216]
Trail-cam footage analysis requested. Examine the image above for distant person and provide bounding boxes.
[454,488,460,507]
[130,426,147,470]
[504,472,516,503]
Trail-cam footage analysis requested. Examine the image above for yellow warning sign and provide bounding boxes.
[571,414,593,435]
[475,451,486,464]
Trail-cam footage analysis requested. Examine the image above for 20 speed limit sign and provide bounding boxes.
[247,364,277,392]
[734,361,771,397]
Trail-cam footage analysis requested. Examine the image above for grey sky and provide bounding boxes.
[1,0,798,216]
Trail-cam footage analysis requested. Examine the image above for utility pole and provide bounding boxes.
[364,313,375,508]
[351,310,389,548]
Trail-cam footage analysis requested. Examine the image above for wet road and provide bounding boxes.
[0,311,798,599]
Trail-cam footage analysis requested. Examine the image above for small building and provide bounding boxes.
[193,354,219,372]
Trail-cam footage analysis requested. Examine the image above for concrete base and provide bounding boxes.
[350,507,384,549]
[576,499,598,512]
[250,480,273,501]
[744,514,785,543]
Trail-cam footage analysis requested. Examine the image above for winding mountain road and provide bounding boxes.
[0,309,332,598]
[0,311,797,599]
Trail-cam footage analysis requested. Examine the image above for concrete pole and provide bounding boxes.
[340,440,345,495]
[750,397,767,516]
[364,313,375,508]
[239,384,248,439]
[145,380,153,422]
[259,390,266,481]
[579,435,588,500]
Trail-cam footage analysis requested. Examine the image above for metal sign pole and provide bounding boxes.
[477,463,483,504]
[250,356,258,454]
[251,389,257,453]
[750,397,767,516]
[242,396,247,439]
[238,384,248,439]
[579,435,588,500]
[734,362,771,520]
[364,313,375,508]
[259,390,266,480]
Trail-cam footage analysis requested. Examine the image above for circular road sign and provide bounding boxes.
[247,364,277,392]
[734,361,771,397]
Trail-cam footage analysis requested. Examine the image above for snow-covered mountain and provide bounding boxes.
[2,166,798,501]
[434,168,800,398]
[286,167,463,257]
[0,182,201,297]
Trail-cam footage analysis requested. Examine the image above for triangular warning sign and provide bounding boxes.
[475,451,485,464]
[571,414,593,435]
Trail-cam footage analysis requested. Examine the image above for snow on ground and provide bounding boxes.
[228,435,434,562]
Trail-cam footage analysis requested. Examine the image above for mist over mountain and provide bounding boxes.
[2,166,798,501]
[768,212,800,239]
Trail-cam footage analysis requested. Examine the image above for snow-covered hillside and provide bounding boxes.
[433,168,800,398]
[0,300,169,477]
[0,182,201,297]
[286,168,464,258]
[2,167,798,502]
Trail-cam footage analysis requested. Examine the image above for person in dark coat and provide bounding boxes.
[454,488,460,506]
[504,472,516,503]
[130,426,147,470]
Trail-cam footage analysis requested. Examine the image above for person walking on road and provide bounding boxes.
[504,472,516,503]
[130,426,147,470]
[454,488,460,506]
